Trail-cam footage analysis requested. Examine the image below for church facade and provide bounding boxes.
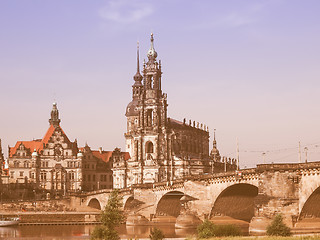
[112,34,237,189]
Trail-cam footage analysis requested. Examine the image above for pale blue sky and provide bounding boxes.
[1,0,320,167]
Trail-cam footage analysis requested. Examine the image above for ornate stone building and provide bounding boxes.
[7,103,113,196]
[112,34,236,189]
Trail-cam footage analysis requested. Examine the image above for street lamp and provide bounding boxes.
[304,147,308,163]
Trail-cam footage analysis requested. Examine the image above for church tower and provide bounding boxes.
[123,33,169,186]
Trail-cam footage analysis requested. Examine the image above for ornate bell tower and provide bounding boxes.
[123,33,169,186]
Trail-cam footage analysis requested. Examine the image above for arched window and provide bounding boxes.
[146,141,154,153]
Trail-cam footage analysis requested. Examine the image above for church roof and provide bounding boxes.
[168,118,184,126]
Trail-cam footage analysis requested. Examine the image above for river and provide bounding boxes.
[0,224,196,239]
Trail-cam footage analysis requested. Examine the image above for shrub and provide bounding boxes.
[149,227,165,240]
[266,214,291,236]
[212,224,241,237]
[197,219,241,238]
[197,220,216,238]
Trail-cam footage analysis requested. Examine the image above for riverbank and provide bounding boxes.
[0,212,101,225]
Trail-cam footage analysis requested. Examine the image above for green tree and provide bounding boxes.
[266,214,291,236]
[91,189,125,240]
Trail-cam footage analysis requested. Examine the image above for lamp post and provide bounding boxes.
[304,147,308,163]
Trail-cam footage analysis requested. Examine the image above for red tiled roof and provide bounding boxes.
[9,124,72,157]
[92,150,113,163]
[123,152,131,161]
[42,124,71,145]
[9,140,43,157]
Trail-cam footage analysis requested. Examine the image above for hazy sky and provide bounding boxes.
[1,0,320,168]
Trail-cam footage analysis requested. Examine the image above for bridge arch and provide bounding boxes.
[124,196,134,210]
[300,185,320,219]
[156,191,184,217]
[210,183,258,222]
[88,198,101,210]
[299,172,320,214]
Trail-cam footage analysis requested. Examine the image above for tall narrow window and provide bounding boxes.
[146,141,154,153]
[147,109,153,126]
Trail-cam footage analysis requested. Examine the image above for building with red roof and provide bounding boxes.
[7,103,113,198]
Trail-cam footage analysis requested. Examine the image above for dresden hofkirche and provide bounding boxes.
[112,34,237,189]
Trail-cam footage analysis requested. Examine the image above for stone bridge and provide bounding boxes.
[77,161,320,232]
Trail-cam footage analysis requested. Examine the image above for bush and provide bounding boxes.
[212,224,241,237]
[266,214,291,236]
[197,220,216,238]
[149,227,165,240]
[197,219,241,238]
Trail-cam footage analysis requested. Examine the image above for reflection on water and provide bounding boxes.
[0,224,196,239]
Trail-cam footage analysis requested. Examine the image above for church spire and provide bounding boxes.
[213,128,217,146]
[49,102,61,127]
[133,41,143,83]
[0,138,4,175]
[137,41,140,73]
[210,129,221,161]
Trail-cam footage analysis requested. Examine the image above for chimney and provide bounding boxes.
[99,147,103,154]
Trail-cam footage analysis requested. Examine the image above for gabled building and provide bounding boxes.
[80,145,114,191]
[7,103,113,196]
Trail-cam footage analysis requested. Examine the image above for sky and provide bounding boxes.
[0,0,320,168]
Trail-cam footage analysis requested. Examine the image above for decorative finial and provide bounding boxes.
[137,41,140,73]
[214,129,216,141]
[147,32,157,60]
[49,102,60,127]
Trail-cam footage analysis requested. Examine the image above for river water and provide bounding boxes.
[0,224,196,239]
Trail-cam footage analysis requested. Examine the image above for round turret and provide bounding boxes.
[126,100,139,117]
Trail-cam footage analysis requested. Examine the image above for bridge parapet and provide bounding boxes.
[257,161,320,172]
